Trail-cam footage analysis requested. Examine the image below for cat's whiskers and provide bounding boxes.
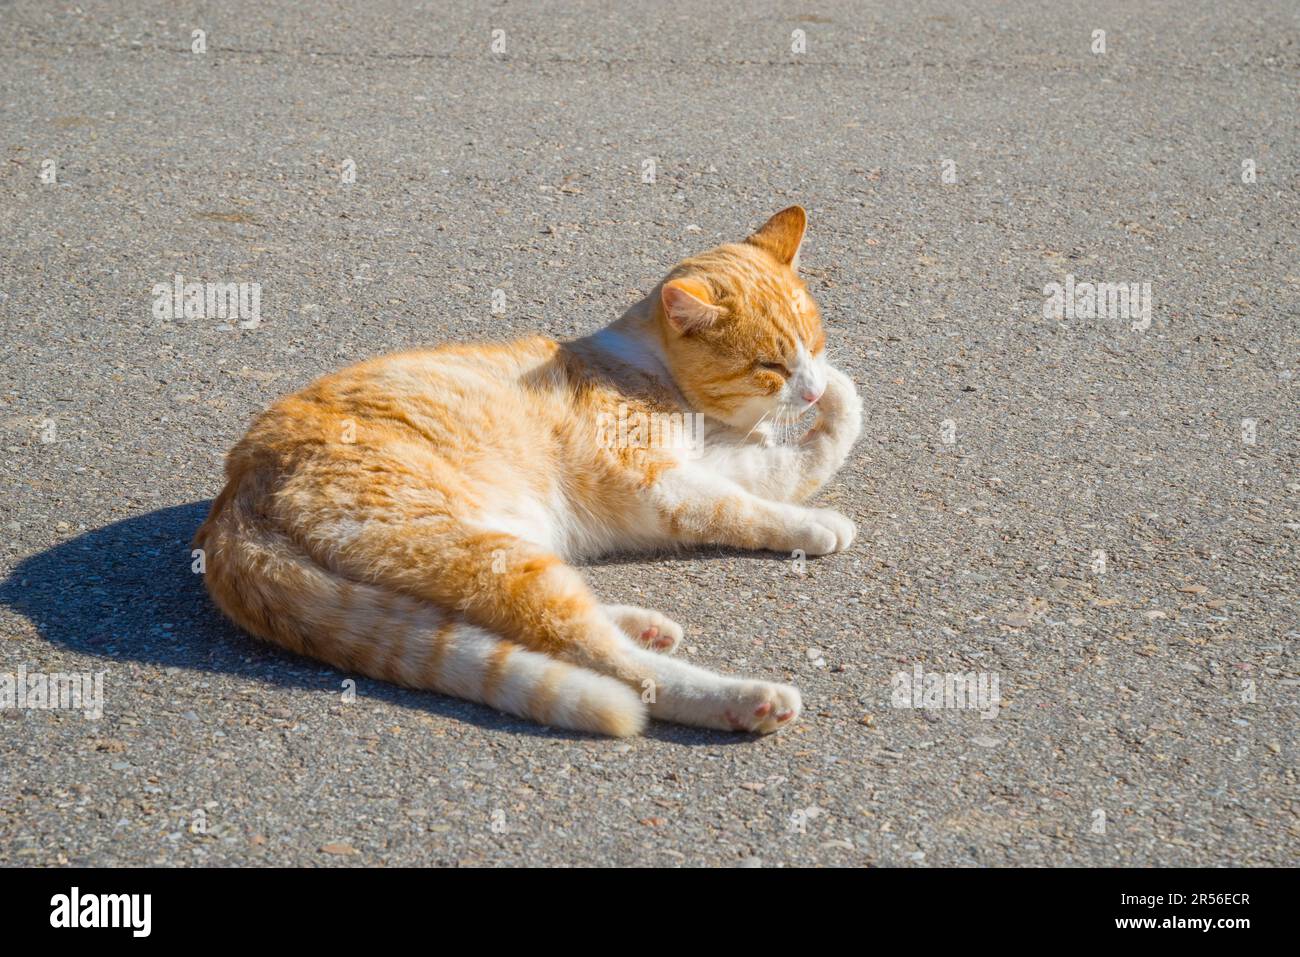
[767,407,805,447]
[743,410,773,443]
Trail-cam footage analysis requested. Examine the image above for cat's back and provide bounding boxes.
[239,335,559,445]
[312,335,564,406]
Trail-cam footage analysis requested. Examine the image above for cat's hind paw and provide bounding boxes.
[603,604,684,654]
[723,682,802,734]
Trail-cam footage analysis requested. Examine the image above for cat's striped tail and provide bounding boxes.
[192,493,647,737]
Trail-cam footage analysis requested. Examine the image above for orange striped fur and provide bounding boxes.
[194,207,863,735]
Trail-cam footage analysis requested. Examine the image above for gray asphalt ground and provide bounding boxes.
[1,1,1296,867]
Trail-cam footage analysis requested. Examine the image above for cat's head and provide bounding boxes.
[655,206,828,431]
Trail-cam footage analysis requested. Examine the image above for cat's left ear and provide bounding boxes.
[661,278,722,334]
[746,205,807,268]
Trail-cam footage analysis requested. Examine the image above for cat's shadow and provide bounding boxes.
[0,501,754,746]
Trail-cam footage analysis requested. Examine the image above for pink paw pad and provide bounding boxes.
[754,702,773,718]
[775,709,795,722]
[639,626,674,650]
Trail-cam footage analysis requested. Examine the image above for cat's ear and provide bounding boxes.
[661,278,721,334]
[746,205,807,268]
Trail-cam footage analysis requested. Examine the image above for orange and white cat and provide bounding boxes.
[194,206,862,736]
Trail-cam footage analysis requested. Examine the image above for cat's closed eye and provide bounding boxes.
[757,360,790,377]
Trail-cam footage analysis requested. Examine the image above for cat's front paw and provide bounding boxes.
[786,507,856,556]
[819,366,863,416]
[806,366,862,439]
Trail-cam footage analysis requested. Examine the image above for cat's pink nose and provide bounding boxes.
[802,388,823,404]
